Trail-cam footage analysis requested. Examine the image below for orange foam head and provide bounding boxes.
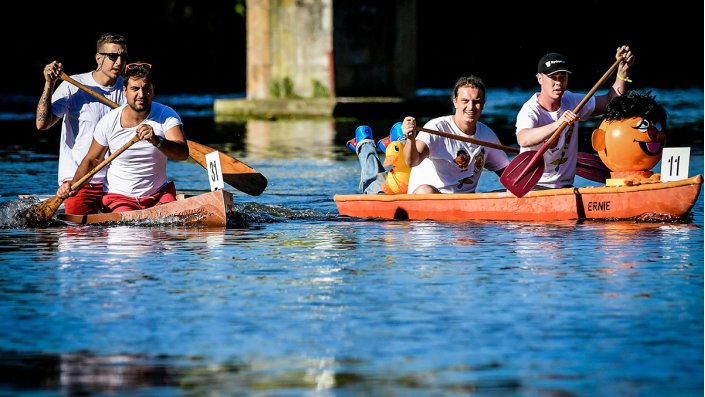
[591,91,667,172]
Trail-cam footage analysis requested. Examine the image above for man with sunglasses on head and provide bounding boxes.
[57,62,189,213]
[36,32,128,215]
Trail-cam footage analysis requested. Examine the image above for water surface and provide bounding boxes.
[0,88,702,396]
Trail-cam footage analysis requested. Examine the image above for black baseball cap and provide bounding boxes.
[537,53,572,75]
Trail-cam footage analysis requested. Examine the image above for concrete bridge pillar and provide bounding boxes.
[219,0,418,119]
[247,0,334,100]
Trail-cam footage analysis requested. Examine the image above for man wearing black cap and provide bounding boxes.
[514,45,634,189]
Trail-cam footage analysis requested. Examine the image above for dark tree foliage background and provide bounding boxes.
[2,0,702,95]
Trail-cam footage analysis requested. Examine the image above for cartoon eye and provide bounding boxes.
[394,145,401,153]
[635,119,651,132]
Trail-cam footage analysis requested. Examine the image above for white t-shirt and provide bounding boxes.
[515,91,595,188]
[408,115,510,193]
[51,72,125,185]
[93,102,182,198]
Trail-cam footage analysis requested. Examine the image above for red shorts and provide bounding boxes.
[63,183,105,215]
[101,182,177,213]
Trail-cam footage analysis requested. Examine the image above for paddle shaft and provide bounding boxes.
[520,55,624,176]
[21,133,140,224]
[416,126,609,182]
[61,72,267,196]
[415,126,519,153]
[61,72,116,107]
[70,134,141,191]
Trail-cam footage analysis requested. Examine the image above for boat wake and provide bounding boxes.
[236,202,339,223]
[0,197,64,228]
[0,198,340,229]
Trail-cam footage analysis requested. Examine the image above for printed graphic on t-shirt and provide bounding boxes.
[454,149,471,170]
[549,128,573,171]
[454,149,485,190]
[474,149,486,174]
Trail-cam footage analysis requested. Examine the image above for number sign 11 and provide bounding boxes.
[660,147,690,182]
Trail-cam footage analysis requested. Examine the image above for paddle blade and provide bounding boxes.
[576,152,609,170]
[18,195,64,225]
[500,151,545,198]
[187,140,268,196]
[576,152,611,183]
[222,172,268,196]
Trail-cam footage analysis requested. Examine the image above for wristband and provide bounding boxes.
[617,73,632,83]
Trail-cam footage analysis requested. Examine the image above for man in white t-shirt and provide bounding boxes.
[57,62,189,213]
[36,32,128,214]
[514,46,634,189]
[402,75,510,194]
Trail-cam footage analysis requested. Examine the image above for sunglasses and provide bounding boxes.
[99,52,128,62]
[125,62,153,72]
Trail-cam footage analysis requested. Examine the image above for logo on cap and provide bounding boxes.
[538,53,572,75]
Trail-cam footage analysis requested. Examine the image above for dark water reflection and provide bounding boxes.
[0,88,702,396]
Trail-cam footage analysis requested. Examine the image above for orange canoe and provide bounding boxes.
[334,175,703,222]
[58,189,236,227]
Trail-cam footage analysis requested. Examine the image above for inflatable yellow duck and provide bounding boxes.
[381,140,410,194]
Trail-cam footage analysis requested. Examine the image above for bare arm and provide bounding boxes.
[56,139,109,198]
[36,61,62,130]
[516,111,577,147]
[593,45,634,115]
[401,116,430,167]
[404,136,429,167]
[137,123,189,161]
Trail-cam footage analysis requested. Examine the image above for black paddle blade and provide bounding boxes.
[500,151,545,198]
[222,172,268,196]
[575,152,611,183]
[186,141,268,196]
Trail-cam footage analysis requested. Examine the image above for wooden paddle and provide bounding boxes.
[499,56,623,197]
[416,126,519,153]
[417,126,611,183]
[60,72,268,196]
[20,134,141,224]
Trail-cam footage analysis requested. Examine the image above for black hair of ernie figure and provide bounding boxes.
[603,91,667,129]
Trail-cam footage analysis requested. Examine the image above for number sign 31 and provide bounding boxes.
[205,151,225,191]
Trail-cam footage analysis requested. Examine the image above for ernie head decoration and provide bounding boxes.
[591,91,667,184]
